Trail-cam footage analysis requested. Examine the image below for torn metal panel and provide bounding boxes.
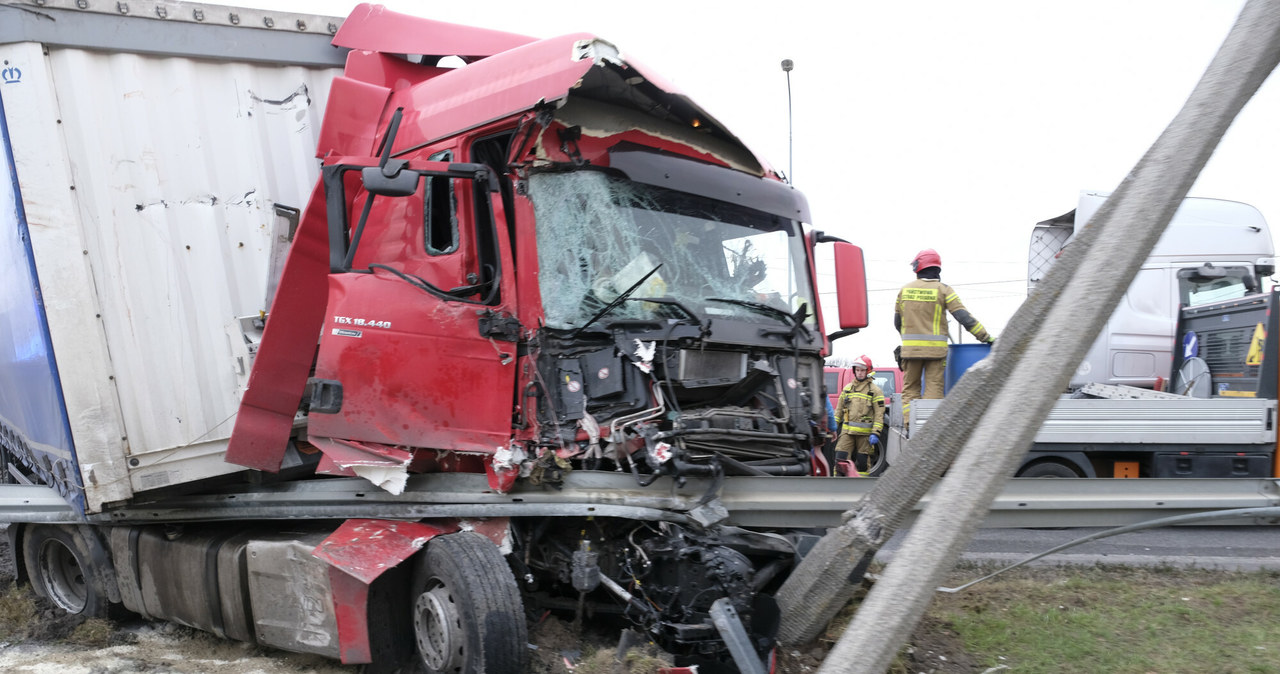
[372,31,765,171]
[315,76,392,158]
[226,183,333,473]
[333,4,535,60]
[309,437,412,495]
[313,518,455,585]
[312,518,455,665]
[545,98,762,174]
[326,566,373,664]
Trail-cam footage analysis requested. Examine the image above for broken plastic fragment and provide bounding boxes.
[652,441,673,464]
[633,339,656,373]
[493,443,528,470]
[350,464,409,495]
[581,409,602,459]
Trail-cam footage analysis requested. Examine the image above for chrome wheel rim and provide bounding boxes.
[39,538,87,613]
[413,581,464,671]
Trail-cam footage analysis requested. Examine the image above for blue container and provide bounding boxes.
[944,343,991,394]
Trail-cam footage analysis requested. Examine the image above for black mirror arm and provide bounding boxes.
[323,164,352,273]
[342,193,378,271]
[375,108,405,167]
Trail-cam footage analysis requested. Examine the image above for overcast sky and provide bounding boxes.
[244,0,1275,366]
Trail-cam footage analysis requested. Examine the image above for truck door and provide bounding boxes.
[306,150,519,454]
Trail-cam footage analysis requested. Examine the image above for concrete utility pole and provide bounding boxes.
[775,3,1280,672]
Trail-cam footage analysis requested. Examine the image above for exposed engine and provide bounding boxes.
[512,517,796,666]
[531,331,826,484]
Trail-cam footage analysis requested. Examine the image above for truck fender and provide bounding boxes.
[1017,451,1095,478]
[5,524,26,588]
[313,519,459,664]
[75,524,122,604]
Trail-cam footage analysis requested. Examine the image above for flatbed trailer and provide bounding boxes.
[903,287,1280,479]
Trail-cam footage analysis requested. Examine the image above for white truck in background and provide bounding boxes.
[900,192,1280,479]
[1030,191,1276,391]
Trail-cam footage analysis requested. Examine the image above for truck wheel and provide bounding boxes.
[22,524,109,617]
[409,532,527,674]
[1018,461,1080,478]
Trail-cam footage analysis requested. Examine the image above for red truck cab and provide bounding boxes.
[222,5,870,671]
[825,364,902,410]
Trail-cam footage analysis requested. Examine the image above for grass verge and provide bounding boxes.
[926,564,1280,673]
[780,565,1280,673]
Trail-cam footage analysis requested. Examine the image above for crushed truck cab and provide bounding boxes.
[230,10,860,489]
[0,3,867,672]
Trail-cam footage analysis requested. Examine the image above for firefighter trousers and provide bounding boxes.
[902,356,946,428]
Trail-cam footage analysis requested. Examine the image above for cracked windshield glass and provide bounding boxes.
[529,170,816,331]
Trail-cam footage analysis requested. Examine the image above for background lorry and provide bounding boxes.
[896,192,1280,479]
[0,2,867,672]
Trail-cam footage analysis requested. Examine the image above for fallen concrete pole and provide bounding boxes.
[815,2,1280,672]
[775,71,1126,650]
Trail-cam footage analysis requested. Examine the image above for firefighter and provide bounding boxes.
[895,248,994,427]
[833,355,885,475]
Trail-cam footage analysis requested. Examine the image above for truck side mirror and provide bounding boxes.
[361,159,420,197]
[832,242,869,332]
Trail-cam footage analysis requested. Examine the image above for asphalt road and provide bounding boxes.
[876,525,1280,571]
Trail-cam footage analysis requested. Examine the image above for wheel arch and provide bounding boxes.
[20,522,122,613]
[6,523,27,588]
[1017,451,1096,478]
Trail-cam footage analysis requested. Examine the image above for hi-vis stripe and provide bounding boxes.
[903,333,946,347]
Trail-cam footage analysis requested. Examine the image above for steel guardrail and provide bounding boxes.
[0,474,1277,528]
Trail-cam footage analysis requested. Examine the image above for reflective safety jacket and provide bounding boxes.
[895,278,991,359]
[835,376,885,436]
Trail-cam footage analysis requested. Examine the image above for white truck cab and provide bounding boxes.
[1029,192,1276,390]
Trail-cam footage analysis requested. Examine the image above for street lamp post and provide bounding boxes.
[781,58,794,183]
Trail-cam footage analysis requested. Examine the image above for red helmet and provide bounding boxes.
[911,249,942,272]
[853,355,874,371]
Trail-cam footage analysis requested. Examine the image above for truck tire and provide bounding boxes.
[22,524,110,617]
[1018,461,1080,478]
[409,532,527,674]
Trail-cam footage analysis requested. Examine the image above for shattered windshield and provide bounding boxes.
[529,171,817,331]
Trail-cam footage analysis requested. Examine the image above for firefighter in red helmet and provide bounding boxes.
[896,249,994,428]
[833,355,885,475]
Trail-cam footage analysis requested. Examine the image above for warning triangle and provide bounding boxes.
[1245,322,1266,366]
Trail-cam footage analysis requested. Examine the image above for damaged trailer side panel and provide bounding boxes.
[0,1,345,514]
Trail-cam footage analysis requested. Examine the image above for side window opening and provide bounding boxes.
[1178,265,1256,307]
[425,149,458,255]
[823,371,839,395]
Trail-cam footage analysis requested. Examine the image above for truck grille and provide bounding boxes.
[1202,328,1252,375]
